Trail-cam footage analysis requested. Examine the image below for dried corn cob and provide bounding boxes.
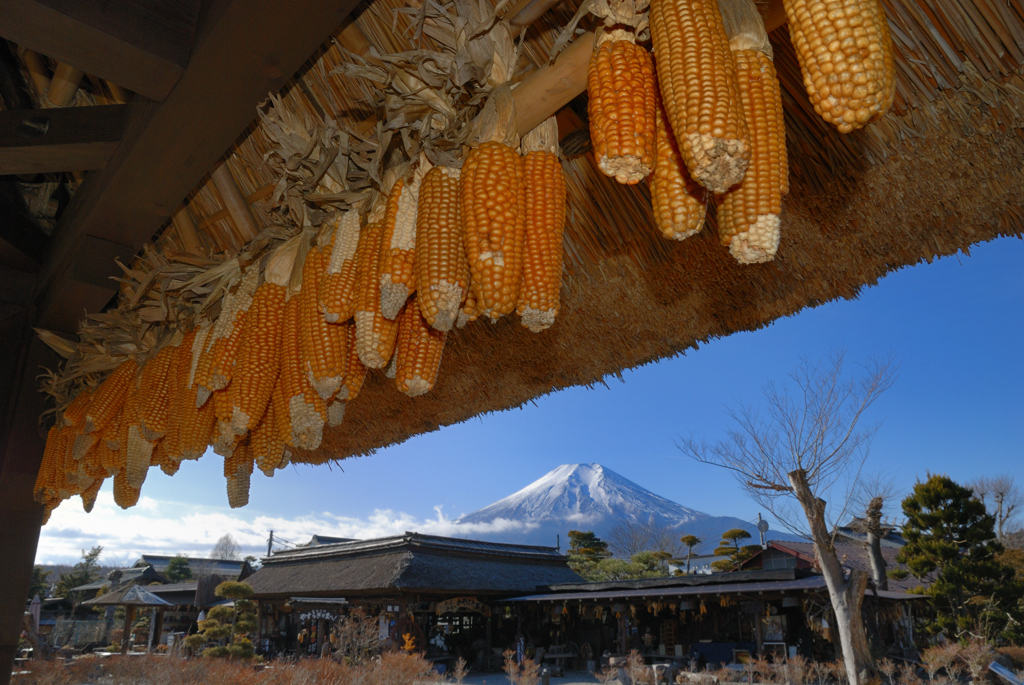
[138,345,175,440]
[121,376,152,490]
[194,267,259,404]
[80,477,102,513]
[82,359,137,433]
[716,49,788,263]
[650,0,750,192]
[300,247,347,400]
[782,0,894,132]
[35,425,64,503]
[588,34,657,185]
[224,438,253,508]
[280,290,326,450]
[379,175,423,320]
[652,85,708,240]
[211,388,240,457]
[394,301,447,397]
[163,329,193,461]
[230,281,285,435]
[62,390,92,429]
[415,166,467,332]
[113,470,141,509]
[461,142,526,322]
[338,322,367,402]
[518,118,566,332]
[354,222,399,368]
[252,401,286,477]
[319,210,362,323]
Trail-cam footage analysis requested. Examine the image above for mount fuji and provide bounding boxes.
[454,463,798,552]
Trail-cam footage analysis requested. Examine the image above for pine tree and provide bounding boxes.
[54,546,103,613]
[894,474,1024,642]
[567,530,610,577]
[165,554,193,582]
[680,535,702,574]
[27,566,50,600]
[711,529,760,572]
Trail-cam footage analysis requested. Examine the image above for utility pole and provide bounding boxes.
[267,530,274,557]
[757,513,769,549]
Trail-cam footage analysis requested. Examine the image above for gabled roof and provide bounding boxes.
[305,535,358,547]
[135,555,251,578]
[246,532,581,598]
[82,584,173,607]
[742,541,932,594]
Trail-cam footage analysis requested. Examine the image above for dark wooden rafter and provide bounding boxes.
[0,104,127,175]
[0,0,202,102]
[33,0,363,332]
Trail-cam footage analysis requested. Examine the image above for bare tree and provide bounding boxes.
[851,475,899,592]
[210,534,241,560]
[971,475,1022,542]
[607,519,683,559]
[680,352,895,685]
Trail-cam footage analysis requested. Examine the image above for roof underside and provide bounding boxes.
[10,0,1024,463]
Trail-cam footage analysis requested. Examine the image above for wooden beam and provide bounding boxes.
[0,104,127,175]
[0,178,48,266]
[0,0,202,102]
[34,0,362,333]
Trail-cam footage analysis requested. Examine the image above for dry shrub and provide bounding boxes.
[998,645,1024,669]
[451,656,468,684]
[782,653,810,685]
[876,658,897,685]
[503,649,541,685]
[751,655,776,683]
[958,636,995,683]
[625,649,652,684]
[921,641,961,681]
[898,661,923,685]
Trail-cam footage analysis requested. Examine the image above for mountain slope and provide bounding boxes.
[455,463,797,552]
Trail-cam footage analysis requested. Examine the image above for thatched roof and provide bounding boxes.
[245,532,582,598]
[29,0,1024,465]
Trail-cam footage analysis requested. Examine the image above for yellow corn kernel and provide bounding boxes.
[395,301,447,397]
[588,36,657,184]
[517,149,566,332]
[319,210,362,323]
[415,166,467,332]
[113,470,140,509]
[461,142,526,322]
[783,0,895,132]
[280,293,326,450]
[138,345,175,441]
[652,85,708,241]
[716,50,788,264]
[338,322,368,402]
[650,0,750,192]
[224,438,253,509]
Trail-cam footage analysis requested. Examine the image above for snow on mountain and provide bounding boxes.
[454,463,797,551]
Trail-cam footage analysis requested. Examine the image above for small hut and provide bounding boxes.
[83,585,173,654]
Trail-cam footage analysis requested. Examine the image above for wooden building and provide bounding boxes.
[1,0,1022,680]
[245,532,581,660]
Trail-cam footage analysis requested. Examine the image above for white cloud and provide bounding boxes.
[36,492,537,566]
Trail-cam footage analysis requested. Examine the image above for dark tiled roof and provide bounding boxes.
[71,565,164,592]
[247,533,581,598]
[762,541,933,593]
[136,555,249,576]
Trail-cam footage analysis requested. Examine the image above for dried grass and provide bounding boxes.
[16,652,441,685]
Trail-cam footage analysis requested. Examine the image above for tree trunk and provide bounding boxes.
[789,469,879,685]
[865,497,888,591]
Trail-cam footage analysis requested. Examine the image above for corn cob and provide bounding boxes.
[652,84,708,240]
[379,173,425,319]
[456,251,479,328]
[153,439,179,476]
[173,330,217,461]
[211,388,240,457]
[194,267,259,404]
[716,49,788,263]
[588,34,657,185]
[35,425,64,503]
[224,438,253,509]
[395,301,447,397]
[82,359,137,433]
[517,118,566,332]
[319,211,362,323]
[62,390,91,429]
[354,222,399,368]
[300,247,347,400]
[113,470,141,509]
[280,291,326,450]
[80,477,103,513]
[252,400,286,477]
[650,0,750,192]
[100,408,122,474]
[783,0,895,132]
[230,281,286,435]
[461,142,527,321]
[415,167,467,332]
[338,322,368,402]
[121,374,153,491]
[138,345,175,440]
[163,329,194,462]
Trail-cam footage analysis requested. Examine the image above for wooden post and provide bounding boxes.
[47,62,84,107]
[16,48,50,99]
[122,605,136,655]
[211,162,259,243]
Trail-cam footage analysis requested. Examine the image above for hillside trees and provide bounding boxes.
[681,352,895,685]
[893,474,1024,642]
[54,546,103,614]
[27,567,50,600]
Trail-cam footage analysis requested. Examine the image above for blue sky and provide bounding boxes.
[36,237,1024,565]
